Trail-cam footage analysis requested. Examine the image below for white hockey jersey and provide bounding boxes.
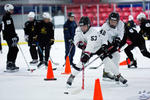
[74,27,107,53]
[100,20,125,43]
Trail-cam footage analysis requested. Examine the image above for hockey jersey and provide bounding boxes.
[139,19,150,40]
[100,20,125,43]
[74,27,107,53]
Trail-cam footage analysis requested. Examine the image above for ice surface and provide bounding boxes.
[0,29,150,100]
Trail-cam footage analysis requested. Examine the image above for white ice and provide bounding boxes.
[0,28,150,100]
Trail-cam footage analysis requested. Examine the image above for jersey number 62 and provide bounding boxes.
[91,36,97,41]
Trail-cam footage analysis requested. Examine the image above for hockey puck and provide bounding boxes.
[64,92,69,94]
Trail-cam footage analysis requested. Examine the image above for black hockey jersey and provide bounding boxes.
[2,12,17,40]
[24,20,37,42]
[120,23,145,48]
[139,19,150,39]
[36,20,54,45]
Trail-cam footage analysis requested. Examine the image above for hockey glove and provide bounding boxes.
[68,39,74,45]
[11,36,19,47]
[50,39,54,45]
[33,35,37,40]
[77,41,87,50]
[113,37,121,47]
[96,44,108,55]
[81,51,91,64]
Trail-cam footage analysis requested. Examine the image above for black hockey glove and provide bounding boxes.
[50,39,54,45]
[113,37,121,47]
[77,41,86,50]
[81,52,91,64]
[96,44,108,55]
[68,39,74,45]
[11,36,19,47]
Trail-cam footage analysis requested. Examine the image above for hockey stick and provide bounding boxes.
[49,55,59,66]
[82,63,85,90]
[89,45,127,69]
[63,43,74,67]
[18,44,35,72]
[89,62,103,69]
[89,46,114,69]
[36,43,59,66]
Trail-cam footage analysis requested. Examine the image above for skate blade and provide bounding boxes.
[115,82,128,87]
[30,63,38,66]
[4,69,19,73]
[37,64,45,69]
[102,78,114,82]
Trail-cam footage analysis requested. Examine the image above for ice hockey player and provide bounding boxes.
[65,16,127,93]
[0,23,2,53]
[63,12,77,66]
[36,12,54,67]
[24,12,38,64]
[137,12,150,40]
[128,15,136,28]
[119,17,150,68]
[99,12,126,82]
[2,4,19,71]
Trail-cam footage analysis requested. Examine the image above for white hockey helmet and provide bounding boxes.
[28,12,35,18]
[4,4,14,12]
[42,12,52,20]
[128,15,134,21]
[137,12,146,21]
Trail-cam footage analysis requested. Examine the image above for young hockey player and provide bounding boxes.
[128,15,136,28]
[24,12,38,64]
[137,13,150,40]
[99,12,126,81]
[63,12,77,66]
[2,4,19,71]
[119,18,150,68]
[36,12,54,67]
[65,16,127,94]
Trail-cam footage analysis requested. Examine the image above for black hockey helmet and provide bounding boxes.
[79,16,91,27]
[109,12,120,22]
[68,12,75,17]
[108,12,120,28]
[127,21,136,29]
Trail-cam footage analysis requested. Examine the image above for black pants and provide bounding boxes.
[29,45,38,60]
[124,43,150,61]
[38,43,50,62]
[28,40,38,60]
[64,39,75,65]
[6,39,19,63]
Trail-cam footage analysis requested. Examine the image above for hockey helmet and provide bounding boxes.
[28,12,35,18]
[79,16,91,27]
[4,4,14,12]
[137,12,146,21]
[68,12,75,17]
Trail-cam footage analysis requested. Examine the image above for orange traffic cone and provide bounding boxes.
[44,60,57,81]
[93,79,103,100]
[120,58,131,66]
[62,56,71,74]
